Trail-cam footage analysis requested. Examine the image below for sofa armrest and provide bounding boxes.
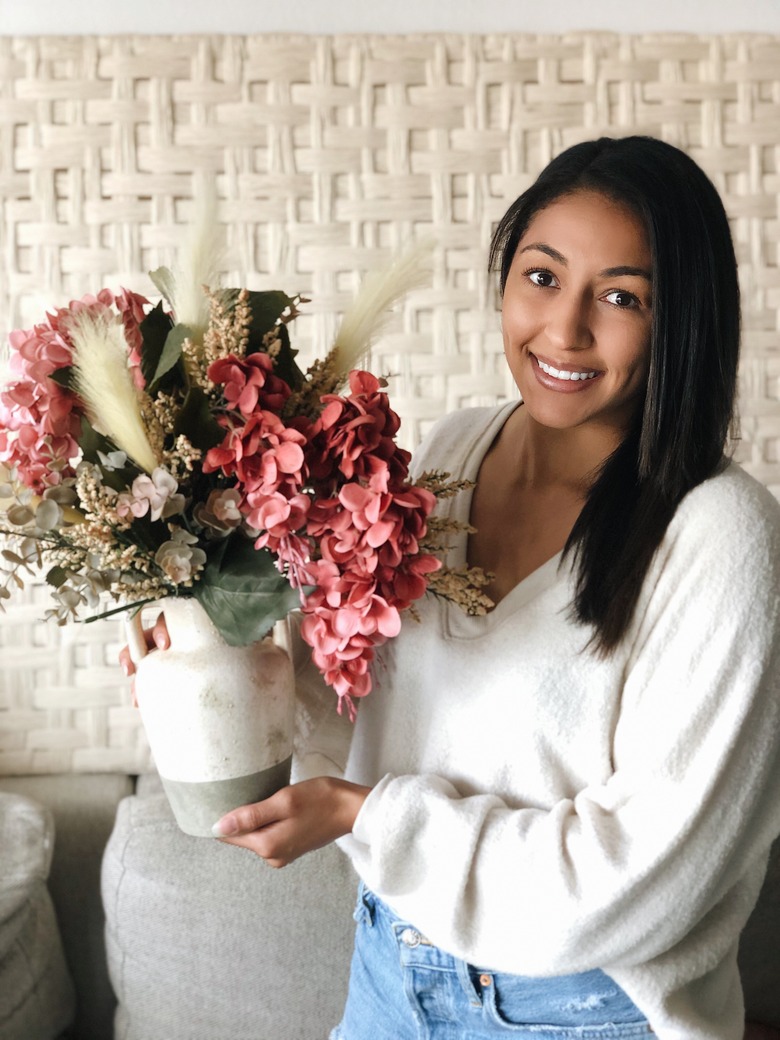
[102,783,357,1040]
[0,774,135,1040]
[0,792,75,1040]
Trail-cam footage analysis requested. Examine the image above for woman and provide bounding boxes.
[123,137,780,1039]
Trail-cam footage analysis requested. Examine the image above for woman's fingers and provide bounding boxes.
[151,612,171,649]
[118,611,171,679]
[211,778,372,867]
[118,644,135,677]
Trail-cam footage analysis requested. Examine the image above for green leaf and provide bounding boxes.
[48,366,77,391]
[148,266,177,310]
[150,324,194,389]
[139,302,175,389]
[271,323,306,392]
[77,417,129,491]
[173,386,225,452]
[193,533,302,646]
[46,566,68,588]
[78,415,118,463]
[245,290,296,337]
[241,291,306,390]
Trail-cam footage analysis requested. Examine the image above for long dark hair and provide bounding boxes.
[489,136,740,652]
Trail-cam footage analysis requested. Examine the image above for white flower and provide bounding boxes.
[80,567,117,607]
[155,529,207,585]
[193,488,243,536]
[44,584,87,624]
[117,468,186,522]
[97,450,129,472]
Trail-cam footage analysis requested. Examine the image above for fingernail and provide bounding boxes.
[154,634,167,649]
[121,661,130,677]
[211,815,238,837]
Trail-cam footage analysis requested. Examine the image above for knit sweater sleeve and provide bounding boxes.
[345,466,780,976]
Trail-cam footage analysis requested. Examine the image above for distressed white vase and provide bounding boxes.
[126,598,295,837]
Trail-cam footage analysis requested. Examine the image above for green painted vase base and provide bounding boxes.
[160,756,293,837]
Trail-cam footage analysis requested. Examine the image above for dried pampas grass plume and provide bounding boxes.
[330,239,433,380]
[151,194,225,346]
[69,311,158,474]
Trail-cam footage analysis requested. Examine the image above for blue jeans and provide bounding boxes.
[330,885,652,1040]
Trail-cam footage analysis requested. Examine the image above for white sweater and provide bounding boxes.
[295,403,780,1040]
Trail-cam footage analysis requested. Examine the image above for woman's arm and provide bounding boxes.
[336,471,780,977]
[212,776,370,867]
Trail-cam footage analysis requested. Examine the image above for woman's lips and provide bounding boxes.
[531,353,603,393]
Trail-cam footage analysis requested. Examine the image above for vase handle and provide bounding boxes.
[273,616,292,658]
[125,609,149,667]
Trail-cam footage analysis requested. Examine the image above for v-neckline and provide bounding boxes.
[440,401,569,638]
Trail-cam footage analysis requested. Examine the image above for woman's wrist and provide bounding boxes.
[333,778,372,836]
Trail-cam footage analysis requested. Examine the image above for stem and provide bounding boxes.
[83,596,163,624]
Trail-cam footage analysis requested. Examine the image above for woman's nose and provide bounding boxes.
[545,295,593,352]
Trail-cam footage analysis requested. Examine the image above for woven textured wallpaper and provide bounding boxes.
[1,33,779,775]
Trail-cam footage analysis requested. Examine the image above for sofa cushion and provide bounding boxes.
[0,792,75,1040]
[739,836,780,1027]
[102,784,357,1040]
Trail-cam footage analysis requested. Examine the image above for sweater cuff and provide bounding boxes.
[351,772,395,843]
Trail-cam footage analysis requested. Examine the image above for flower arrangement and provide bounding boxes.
[0,242,491,718]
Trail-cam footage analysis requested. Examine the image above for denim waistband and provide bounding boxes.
[354,883,652,1036]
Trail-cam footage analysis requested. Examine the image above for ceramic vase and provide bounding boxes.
[126,598,295,837]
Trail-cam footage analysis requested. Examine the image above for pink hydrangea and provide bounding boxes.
[307,370,410,485]
[205,365,442,715]
[1,311,86,491]
[204,410,308,490]
[115,289,151,389]
[1,290,151,493]
[299,562,402,719]
[208,353,291,417]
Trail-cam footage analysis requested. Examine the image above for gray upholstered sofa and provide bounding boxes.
[1,766,779,1040]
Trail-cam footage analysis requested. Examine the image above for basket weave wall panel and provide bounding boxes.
[0,33,778,775]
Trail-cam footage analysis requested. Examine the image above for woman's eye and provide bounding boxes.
[527,269,557,288]
[604,290,639,308]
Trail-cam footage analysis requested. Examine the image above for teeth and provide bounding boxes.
[537,358,597,381]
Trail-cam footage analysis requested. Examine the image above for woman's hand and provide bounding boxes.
[117,612,170,704]
[211,777,371,868]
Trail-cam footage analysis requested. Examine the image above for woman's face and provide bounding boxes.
[501,190,653,439]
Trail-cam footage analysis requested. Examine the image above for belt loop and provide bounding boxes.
[456,958,482,1008]
[358,882,376,926]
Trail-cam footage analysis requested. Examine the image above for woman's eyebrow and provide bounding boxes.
[600,265,652,281]
[519,243,566,264]
[519,244,652,282]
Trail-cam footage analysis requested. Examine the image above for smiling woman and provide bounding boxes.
[125,137,780,1040]
[504,192,653,428]
[298,138,779,1040]
[485,136,741,650]
[468,188,657,606]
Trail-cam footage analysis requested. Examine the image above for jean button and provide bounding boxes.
[401,927,421,948]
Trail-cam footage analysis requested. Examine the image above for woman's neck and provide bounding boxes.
[499,404,624,492]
